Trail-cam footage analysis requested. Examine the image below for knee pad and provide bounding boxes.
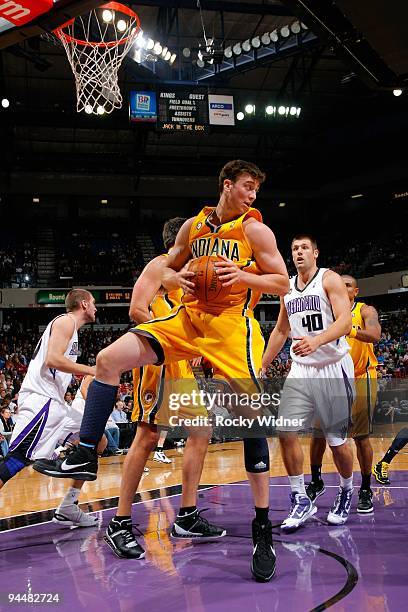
[0,451,29,484]
[243,437,270,473]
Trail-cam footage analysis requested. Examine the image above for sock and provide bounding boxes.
[361,473,371,490]
[288,474,306,496]
[79,380,118,448]
[178,506,197,517]
[59,486,80,508]
[155,446,163,453]
[311,464,322,482]
[382,448,397,464]
[255,506,269,525]
[112,515,132,528]
[340,475,353,491]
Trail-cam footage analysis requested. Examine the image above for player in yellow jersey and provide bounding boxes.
[307,275,381,514]
[39,160,289,582]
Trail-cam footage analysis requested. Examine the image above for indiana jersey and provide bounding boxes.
[284,268,349,366]
[348,302,378,375]
[184,206,263,314]
[19,314,79,404]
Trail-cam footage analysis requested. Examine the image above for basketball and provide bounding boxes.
[188,256,231,302]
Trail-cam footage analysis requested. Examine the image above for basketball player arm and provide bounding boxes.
[356,305,381,343]
[129,256,165,323]
[217,222,289,295]
[292,271,352,356]
[79,374,94,400]
[262,299,290,371]
[161,217,196,294]
[45,317,95,376]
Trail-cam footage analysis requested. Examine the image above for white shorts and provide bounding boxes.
[8,392,82,461]
[278,353,355,446]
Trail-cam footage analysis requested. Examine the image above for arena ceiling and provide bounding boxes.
[1,0,408,196]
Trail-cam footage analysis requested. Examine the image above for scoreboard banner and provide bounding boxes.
[157,89,208,132]
[129,91,157,122]
[208,94,235,125]
[36,289,132,305]
[0,0,53,26]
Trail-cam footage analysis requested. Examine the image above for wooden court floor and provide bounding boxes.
[1,427,407,519]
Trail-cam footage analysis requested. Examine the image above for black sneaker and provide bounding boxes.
[357,488,374,514]
[306,479,326,502]
[251,519,276,582]
[33,445,98,481]
[104,518,145,559]
[170,509,226,540]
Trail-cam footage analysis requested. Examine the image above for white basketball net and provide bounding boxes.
[55,3,140,115]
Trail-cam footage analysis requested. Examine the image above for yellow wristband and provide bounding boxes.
[349,326,358,338]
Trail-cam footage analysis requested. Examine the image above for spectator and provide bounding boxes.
[111,400,129,423]
[104,414,121,455]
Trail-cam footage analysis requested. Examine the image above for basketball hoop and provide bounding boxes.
[54,2,141,115]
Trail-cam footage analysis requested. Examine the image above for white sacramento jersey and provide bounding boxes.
[284,268,349,367]
[19,314,79,404]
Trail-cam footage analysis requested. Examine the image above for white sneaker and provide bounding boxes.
[53,503,99,528]
[281,493,317,532]
[327,487,353,525]
[153,450,172,464]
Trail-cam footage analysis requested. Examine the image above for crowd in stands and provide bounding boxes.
[57,228,144,285]
[0,243,38,288]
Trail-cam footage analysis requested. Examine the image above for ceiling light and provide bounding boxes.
[117,19,127,33]
[164,50,171,61]
[245,103,255,114]
[278,105,286,115]
[289,106,297,115]
[251,36,261,48]
[134,49,142,63]
[169,53,177,64]
[161,46,168,58]
[270,30,278,42]
[153,42,162,55]
[1,98,10,108]
[224,46,233,58]
[296,107,301,116]
[101,199,108,204]
[97,105,105,115]
[279,202,286,207]
[182,47,191,58]
[280,25,290,38]
[261,32,271,45]
[291,21,301,34]
[242,39,251,52]
[197,59,205,68]
[146,38,154,50]
[393,88,403,97]
[265,105,275,115]
[32,197,40,203]
[135,32,146,48]
[233,43,242,56]
[237,111,244,121]
[102,9,113,23]
[351,193,363,199]
[301,22,308,30]
[85,105,93,114]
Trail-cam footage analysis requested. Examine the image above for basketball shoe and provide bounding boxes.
[327,487,353,525]
[104,517,145,559]
[281,493,317,532]
[372,460,390,485]
[53,502,99,528]
[170,509,226,540]
[357,488,374,514]
[306,479,326,502]
[33,445,98,481]
[153,450,172,464]
[251,519,276,582]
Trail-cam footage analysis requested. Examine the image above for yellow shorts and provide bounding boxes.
[132,305,264,396]
[350,369,378,438]
[132,359,207,426]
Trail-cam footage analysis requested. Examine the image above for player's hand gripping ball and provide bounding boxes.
[188,256,232,302]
